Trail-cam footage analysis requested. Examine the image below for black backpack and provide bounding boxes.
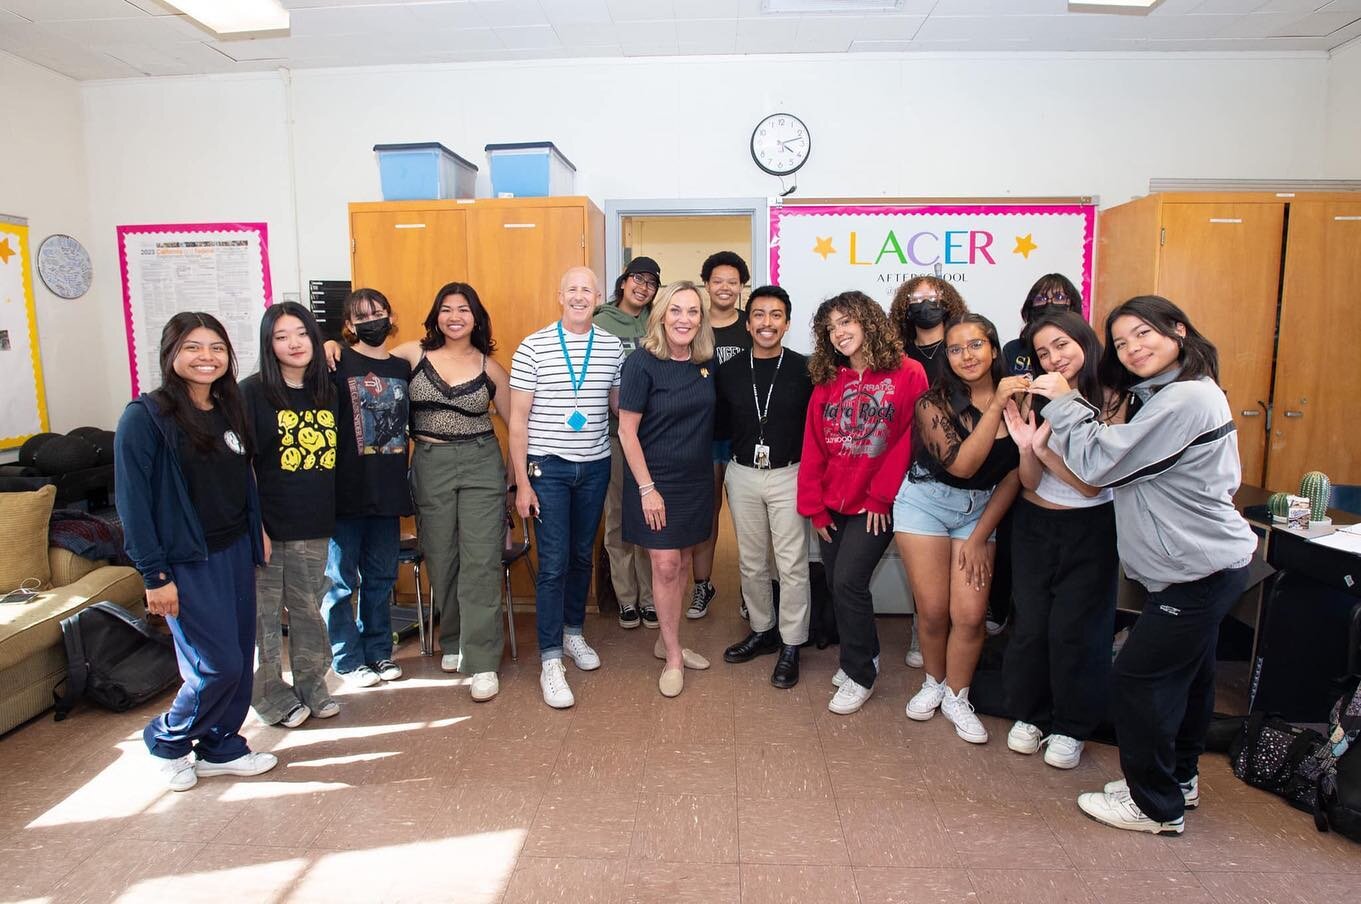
[53,601,180,720]
[1293,681,1361,842]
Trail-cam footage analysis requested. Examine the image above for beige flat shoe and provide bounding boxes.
[654,639,711,670]
[659,667,684,698]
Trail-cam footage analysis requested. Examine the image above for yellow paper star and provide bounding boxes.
[1013,234,1038,259]
[0,238,13,264]
[813,236,836,260]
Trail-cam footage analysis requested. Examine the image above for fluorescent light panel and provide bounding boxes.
[160,0,289,35]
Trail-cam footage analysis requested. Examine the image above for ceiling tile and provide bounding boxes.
[473,0,550,27]
[405,2,489,29]
[1321,0,1361,11]
[930,0,1067,14]
[676,0,741,18]
[288,5,418,37]
[390,26,504,52]
[553,21,621,44]
[0,0,152,21]
[855,13,925,39]
[605,0,674,22]
[494,23,562,46]
[1270,9,1361,32]
[674,17,737,43]
[848,38,917,50]
[615,18,676,42]
[1191,0,1272,12]
[794,14,863,50]
[539,0,613,25]
[34,13,209,44]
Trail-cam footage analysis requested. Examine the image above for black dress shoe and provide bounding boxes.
[724,629,781,663]
[770,645,800,688]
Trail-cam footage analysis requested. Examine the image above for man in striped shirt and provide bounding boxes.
[510,266,626,709]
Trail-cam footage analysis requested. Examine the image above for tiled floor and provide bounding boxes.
[2,553,1358,901]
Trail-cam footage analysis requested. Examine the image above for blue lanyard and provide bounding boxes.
[556,321,594,400]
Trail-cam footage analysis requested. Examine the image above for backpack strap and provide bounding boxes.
[88,601,169,643]
[52,608,90,721]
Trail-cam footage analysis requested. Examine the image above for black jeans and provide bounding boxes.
[1115,565,1250,822]
[819,511,893,689]
[1004,499,1118,740]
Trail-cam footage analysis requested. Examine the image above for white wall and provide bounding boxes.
[73,51,1340,424]
[1325,39,1361,177]
[0,52,106,437]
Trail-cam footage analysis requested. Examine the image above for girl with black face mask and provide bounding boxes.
[889,276,968,386]
[1002,274,1082,378]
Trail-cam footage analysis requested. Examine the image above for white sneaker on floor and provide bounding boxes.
[195,751,278,778]
[832,655,879,688]
[343,666,381,687]
[905,621,923,669]
[1078,788,1184,836]
[1007,721,1043,755]
[313,699,340,719]
[1043,734,1084,769]
[540,659,575,709]
[156,753,197,792]
[828,677,873,714]
[940,687,988,744]
[470,672,499,702]
[441,653,461,673]
[373,659,403,681]
[905,674,946,721]
[279,702,311,729]
[1104,775,1199,810]
[562,634,601,671]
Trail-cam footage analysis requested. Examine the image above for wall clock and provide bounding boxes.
[36,234,92,299]
[750,113,811,177]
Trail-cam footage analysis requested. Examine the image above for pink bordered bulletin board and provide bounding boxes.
[117,222,273,397]
[768,203,1095,355]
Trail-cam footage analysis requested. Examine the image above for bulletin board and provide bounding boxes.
[117,222,273,396]
[0,216,50,449]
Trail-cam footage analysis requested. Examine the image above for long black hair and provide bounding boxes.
[257,302,334,411]
[1099,295,1219,392]
[922,313,1005,421]
[1024,309,1107,414]
[153,311,252,455]
[1020,272,1082,323]
[420,282,495,355]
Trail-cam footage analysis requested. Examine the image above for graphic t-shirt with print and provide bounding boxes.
[242,374,339,541]
[332,347,414,519]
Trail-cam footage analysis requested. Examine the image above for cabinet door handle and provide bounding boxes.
[1284,410,1304,418]
[1240,410,1260,417]
[394,223,426,230]
[1208,218,1243,224]
[503,223,537,230]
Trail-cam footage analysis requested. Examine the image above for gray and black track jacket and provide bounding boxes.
[1042,370,1257,592]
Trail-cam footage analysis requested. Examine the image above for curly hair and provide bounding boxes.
[888,276,968,346]
[807,291,904,386]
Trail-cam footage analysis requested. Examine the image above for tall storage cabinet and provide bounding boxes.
[1096,192,1361,489]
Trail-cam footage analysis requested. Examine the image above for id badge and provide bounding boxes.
[753,443,771,469]
[565,409,588,432]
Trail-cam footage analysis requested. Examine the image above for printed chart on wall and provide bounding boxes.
[0,216,49,449]
[118,222,273,396]
[769,203,1095,355]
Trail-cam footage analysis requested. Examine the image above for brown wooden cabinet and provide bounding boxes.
[1097,192,1361,489]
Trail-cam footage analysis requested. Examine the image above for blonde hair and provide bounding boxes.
[642,281,715,363]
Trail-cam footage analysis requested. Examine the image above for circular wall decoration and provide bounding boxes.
[36,234,93,299]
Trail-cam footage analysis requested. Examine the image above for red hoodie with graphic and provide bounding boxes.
[797,359,928,530]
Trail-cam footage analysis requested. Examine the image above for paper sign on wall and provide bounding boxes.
[0,216,50,449]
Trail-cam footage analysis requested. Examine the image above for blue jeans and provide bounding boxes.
[321,515,399,674]
[529,454,610,661]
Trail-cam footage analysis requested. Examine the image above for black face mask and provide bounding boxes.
[353,317,391,347]
[907,301,946,328]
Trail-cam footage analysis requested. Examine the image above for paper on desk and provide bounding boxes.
[1337,522,1361,536]
[1310,530,1361,555]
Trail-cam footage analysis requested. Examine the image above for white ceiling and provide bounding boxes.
[0,0,1357,80]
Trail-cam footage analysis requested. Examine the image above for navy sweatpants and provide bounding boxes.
[144,533,257,763]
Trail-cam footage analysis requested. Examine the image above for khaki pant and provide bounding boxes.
[605,434,653,607]
[724,462,810,645]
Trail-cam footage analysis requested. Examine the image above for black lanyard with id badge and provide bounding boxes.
[751,349,783,469]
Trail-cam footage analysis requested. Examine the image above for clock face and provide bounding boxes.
[36,234,92,300]
[750,113,810,177]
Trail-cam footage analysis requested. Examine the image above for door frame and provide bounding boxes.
[604,198,770,289]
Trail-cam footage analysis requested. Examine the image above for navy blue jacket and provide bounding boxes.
[114,393,264,589]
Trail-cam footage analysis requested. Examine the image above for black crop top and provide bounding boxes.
[909,391,1020,491]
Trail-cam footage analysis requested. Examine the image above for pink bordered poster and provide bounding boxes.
[769,203,1095,354]
[117,222,273,396]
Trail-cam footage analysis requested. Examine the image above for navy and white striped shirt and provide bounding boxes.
[510,323,624,462]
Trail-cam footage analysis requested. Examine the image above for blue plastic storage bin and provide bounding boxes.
[373,142,478,201]
[484,142,576,198]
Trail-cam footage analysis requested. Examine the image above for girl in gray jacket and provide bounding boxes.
[1029,295,1257,837]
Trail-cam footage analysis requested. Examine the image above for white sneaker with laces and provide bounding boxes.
[540,658,575,709]
[832,655,879,688]
[905,674,947,721]
[1007,720,1043,755]
[1104,775,1199,810]
[1078,788,1184,835]
[940,686,988,744]
[343,665,380,688]
[279,702,310,729]
[469,671,499,702]
[905,621,923,669]
[313,699,341,719]
[157,753,197,791]
[196,751,278,778]
[1043,734,1084,769]
[562,634,601,671]
[828,677,873,714]
[441,653,461,673]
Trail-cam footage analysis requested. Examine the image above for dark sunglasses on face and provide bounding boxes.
[1032,291,1069,306]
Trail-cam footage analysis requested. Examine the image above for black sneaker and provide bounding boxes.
[618,601,641,629]
[686,581,716,620]
[640,604,659,629]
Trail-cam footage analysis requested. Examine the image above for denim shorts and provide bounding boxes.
[893,478,997,541]
[712,439,732,464]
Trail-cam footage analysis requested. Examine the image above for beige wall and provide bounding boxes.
[1326,39,1361,177]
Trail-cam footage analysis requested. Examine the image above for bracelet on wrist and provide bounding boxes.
[638,482,655,492]
[640,486,655,497]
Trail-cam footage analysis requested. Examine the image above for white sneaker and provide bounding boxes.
[279,702,311,729]
[540,659,575,709]
[313,699,340,719]
[343,665,380,687]
[905,674,946,721]
[1104,775,1199,810]
[940,687,988,744]
[196,751,278,778]
[470,672,499,702]
[373,659,403,681]
[1043,734,1084,769]
[441,653,461,673]
[1007,721,1043,755]
[1078,788,1184,836]
[832,655,879,688]
[905,621,923,669]
[156,753,197,792]
[562,634,601,671]
[828,677,873,714]
[985,617,1005,637]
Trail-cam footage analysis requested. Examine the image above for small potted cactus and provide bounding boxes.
[1267,491,1291,523]
[1299,471,1332,525]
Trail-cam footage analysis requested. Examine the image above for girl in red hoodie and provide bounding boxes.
[798,291,928,715]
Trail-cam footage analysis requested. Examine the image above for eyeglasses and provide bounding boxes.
[908,295,940,304]
[629,273,659,289]
[946,339,989,357]
[1032,291,1069,306]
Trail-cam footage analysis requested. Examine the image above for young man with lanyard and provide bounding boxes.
[689,250,752,621]
[716,286,814,687]
[510,267,625,709]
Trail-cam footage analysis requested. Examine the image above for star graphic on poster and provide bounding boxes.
[813,236,836,260]
[1013,234,1038,259]
[0,238,13,264]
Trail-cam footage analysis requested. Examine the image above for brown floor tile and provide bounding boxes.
[211,787,349,847]
[734,700,821,745]
[737,796,849,865]
[1075,870,1213,904]
[458,734,565,791]
[522,791,639,859]
[1170,806,1301,873]
[850,867,979,903]
[737,741,834,799]
[501,856,629,904]
[824,749,931,798]
[967,868,1096,904]
[740,864,860,904]
[837,796,960,869]
[1193,870,1361,903]
[47,839,207,903]
[648,696,736,745]
[120,790,251,843]
[919,738,1039,805]
[294,836,519,904]
[935,799,1072,870]
[643,742,738,795]
[0,835,109,900]
[550,737,645,791]
[632,793,739,863]
[1001,745,1119,800]
[113,844,313,903]
[1034,797,1188,871]
[309,782,438,851]
[619,860,741,904]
